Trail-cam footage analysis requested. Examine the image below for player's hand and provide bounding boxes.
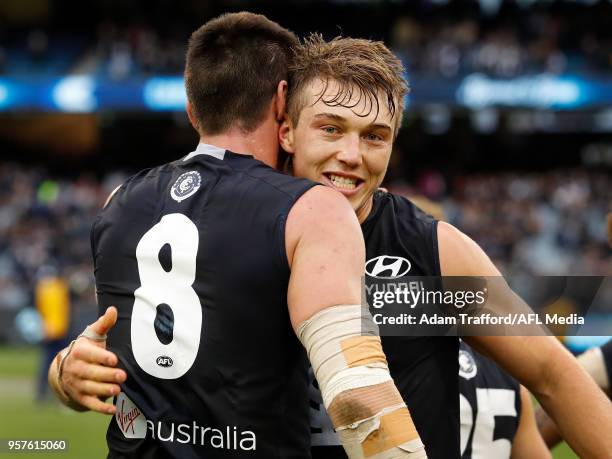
[60,306,127,415]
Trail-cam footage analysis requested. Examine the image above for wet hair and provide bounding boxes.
[287,33,409,136]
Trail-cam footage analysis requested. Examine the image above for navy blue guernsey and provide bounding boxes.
[91,145,316,459]
[459,341,521,459]
[310,191,460,459]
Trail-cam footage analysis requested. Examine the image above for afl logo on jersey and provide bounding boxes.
[458,350,478,380]
[171,171,201,202]
[365,255,411,279]
[156,356,173,368]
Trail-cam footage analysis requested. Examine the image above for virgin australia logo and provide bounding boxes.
[116,392,147,439]
[171,171,201,202]
[365,255,411,279]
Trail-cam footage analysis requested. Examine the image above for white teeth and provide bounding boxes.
[329,174,357,190]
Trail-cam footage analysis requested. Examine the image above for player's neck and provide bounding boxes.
[200,117,279,169]
[355,197,374,224]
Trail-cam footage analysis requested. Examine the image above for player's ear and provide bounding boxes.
[279,116,295,154]
[186,101,200,135]
[275,80,288,122]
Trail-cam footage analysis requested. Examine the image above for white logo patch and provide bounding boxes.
[115,392,148,439]
[170,171,201,202]
[458,350,478,380]
[365,255,411,278]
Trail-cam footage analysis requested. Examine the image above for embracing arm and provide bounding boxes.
[510,386,551,459]
[47,306,126,414]
[438,221,612,458]
[286,186,426,459]
[535,345,611,448]
[48,187,126,414]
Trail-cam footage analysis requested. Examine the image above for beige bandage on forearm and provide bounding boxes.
[298,305,427,459]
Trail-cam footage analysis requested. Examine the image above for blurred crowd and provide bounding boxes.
[390,169,610,277]
[1,4,610,79]
[443,170,610,276]
[392,11,611,78]
[0,161,609,317]
[0,162,125,315]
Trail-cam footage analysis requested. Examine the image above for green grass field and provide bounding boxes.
[0,346,577,458]
[0,347,109,458]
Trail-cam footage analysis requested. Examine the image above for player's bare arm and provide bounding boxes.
[285,185,363,325]
[438,221,612,458]
[535,344,611,448]
[286,185,427,459]
[509,386,551,459]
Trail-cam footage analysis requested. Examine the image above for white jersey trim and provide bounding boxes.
[183,143,226,161]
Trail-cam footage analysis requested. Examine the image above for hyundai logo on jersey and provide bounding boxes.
[365,255,411,279]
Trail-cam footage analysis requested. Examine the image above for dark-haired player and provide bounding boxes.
[48,13,426,459]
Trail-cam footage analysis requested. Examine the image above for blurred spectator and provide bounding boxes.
[34,265,69,401]
[388,169,610,277]
[0,162,124,331]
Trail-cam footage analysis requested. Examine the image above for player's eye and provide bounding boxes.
[321,126,340,135]
[365,133,383,142]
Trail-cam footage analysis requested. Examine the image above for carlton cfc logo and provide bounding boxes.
[365,255,411,279]
[171,171,202,202]
[458,350,478,380]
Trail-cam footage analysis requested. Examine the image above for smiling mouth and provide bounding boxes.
[324,173,363,191]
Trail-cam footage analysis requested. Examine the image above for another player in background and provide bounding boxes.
[357,195,552,458]
[278,34,612,459]
[535,338,612,448]
[458,341,551,459]
[535,211,612,448]
[48,13,426,459]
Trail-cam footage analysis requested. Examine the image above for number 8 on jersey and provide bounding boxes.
[131,213,201,379]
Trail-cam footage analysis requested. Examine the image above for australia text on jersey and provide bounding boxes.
[115,393,256,451]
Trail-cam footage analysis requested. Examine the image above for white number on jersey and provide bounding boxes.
[131,213,201,379]
[460,388,516,459]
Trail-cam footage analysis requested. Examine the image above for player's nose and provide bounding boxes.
[335,134,363,167]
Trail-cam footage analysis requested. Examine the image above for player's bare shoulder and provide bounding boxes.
[285,185,363,266]
[437,221,500,276]
[284,186,364,328]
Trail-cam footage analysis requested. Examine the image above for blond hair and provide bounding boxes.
[287,34,409,135]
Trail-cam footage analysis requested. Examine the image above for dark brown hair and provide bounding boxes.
[185,12,298,135]
[287,34,409,135]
